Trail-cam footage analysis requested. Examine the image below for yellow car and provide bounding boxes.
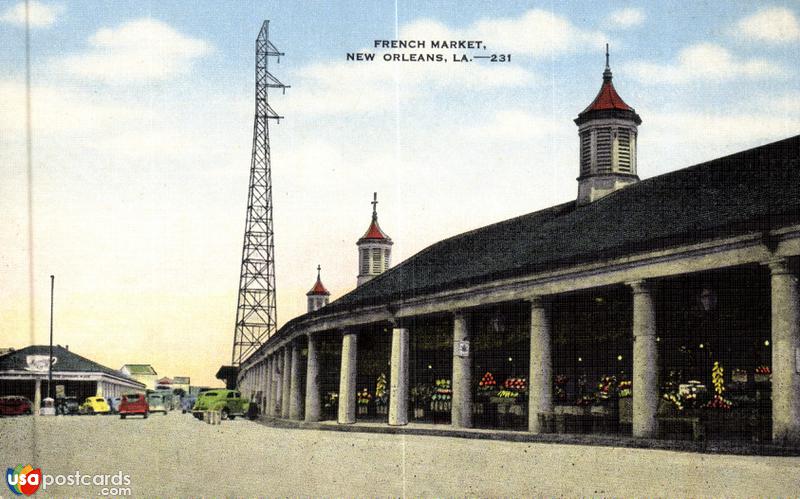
[79,396,110,415]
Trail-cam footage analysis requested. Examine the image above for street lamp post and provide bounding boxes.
[48,275,54,399]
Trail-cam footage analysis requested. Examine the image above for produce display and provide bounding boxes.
[323,391,338,408]
[375,373,388,404]
[357,388,372,406]
[663,392,685,411]
[432,379,451,401]
[597,375,617,399]
[705,361,733,410]
[503,377,527,392]
[496,377,526,398]
[754,365,771,383]
[554,374,568,402]
[478,372,496,392]
[431,379,451,412]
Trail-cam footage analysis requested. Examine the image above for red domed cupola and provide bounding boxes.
[307,265,330,312]
[356,192,393,286]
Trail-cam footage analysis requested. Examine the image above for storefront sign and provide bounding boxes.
[55,385,65,398]
[24,355,57,372]
[454,340,470,357]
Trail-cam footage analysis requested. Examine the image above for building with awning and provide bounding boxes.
[0,345,145,412]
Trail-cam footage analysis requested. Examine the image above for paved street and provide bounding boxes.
[2,412,799,497]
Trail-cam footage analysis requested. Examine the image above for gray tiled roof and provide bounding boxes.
[0,345,143,386]
[282,135,799,330]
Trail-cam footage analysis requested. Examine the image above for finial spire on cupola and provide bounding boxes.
[359,192,392,243]
[573,45,642,206]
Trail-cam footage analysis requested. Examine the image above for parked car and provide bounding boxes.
[106,397,122,414]
[181,395,196,414]
[0,396,32,416]
[79,396,110,415]
[149,389,175,411]
[192,390,250,420]
[56,396,80,415]
[118,393,148,419]
[147,393,168,415]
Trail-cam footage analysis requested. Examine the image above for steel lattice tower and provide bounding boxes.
[232,20,288,365]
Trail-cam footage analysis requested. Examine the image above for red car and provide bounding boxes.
[0,396,33,416]
[118,393,149,419]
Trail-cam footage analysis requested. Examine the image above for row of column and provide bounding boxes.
[254,258,799,444]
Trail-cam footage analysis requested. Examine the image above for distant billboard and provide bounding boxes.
[24,355,57,372]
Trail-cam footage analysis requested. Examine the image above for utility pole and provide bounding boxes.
[48,274,54,399]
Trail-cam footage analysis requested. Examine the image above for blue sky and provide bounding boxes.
[1,1,798,385]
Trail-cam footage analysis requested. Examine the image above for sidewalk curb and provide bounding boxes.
[256,416,800,457]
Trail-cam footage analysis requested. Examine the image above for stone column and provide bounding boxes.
[305,333,321,422]
[289,339,303,420]
[274,351,283,415]
[282,346,292,418]
[769,258,800,444]
[630,280,658,438]
[389,325,409,426]
[265,356,273,416]
[258,361,265,414]
[33,378,42,416]
[528,296,553,433]
[452,310,473,428]
[266,357,272,415]
[338,330,357,424]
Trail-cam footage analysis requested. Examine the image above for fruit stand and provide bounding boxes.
[657,363,773,442]
[356,388,372,416]
[410,383,433,421]
[322,391,338,420]
[375,373,388,417]
[431,379,451,423]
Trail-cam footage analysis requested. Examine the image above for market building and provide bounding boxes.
[0,345,146,412]
[237,56,800,446]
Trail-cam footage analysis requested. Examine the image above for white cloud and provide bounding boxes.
[606,8,645,29]
[734,7,800,43]
[629,43,787,84]
[0,1,61,28]
[403,10,607,57]
[640,109,800,177]
[59,19,211,83]
[287,58,532,115]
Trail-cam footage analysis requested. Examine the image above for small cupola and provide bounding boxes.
[574,45,642,206]
[356,192,393,286]
[306,265,330,312]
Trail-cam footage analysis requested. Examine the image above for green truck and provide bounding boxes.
[191,389,252,420]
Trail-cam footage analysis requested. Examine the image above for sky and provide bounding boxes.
[1,1,798,386]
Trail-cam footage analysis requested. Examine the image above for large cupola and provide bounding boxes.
[574,45,642,206]
[356,192,393,286]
